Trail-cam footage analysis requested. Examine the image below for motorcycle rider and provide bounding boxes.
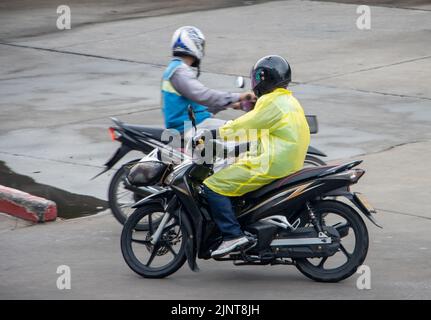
[204,55,311,257]
[161,26,255,133]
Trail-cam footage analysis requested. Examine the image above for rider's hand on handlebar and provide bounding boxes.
[231,102,242,110]
[231,92,256,110]
[237,91,257,112]
[239,91,256,103]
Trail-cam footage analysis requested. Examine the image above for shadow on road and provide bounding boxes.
[0,160,107,218]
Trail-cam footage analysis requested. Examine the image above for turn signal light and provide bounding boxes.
[350,169,365,183]
[108,127,120,141]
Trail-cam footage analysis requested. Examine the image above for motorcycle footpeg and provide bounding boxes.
[235,240,257,260]
[244,232,258,246]
[225,241,256,257]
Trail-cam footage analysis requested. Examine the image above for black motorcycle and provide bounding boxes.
[96,115,327,227]
[120,135,380,282]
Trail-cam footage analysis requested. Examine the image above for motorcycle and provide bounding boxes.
[95,114,326,228]
[120,123,380,282]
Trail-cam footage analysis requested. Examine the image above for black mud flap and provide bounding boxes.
[104,144,132,169]
[351,192,382,228]
[324,189,382,228]
[91,144,131,180]
[173,205,199,272]
[185,234,199,272]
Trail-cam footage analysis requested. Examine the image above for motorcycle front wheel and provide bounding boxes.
[121,205,189,278]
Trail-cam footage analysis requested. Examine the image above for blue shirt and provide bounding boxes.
[161,58,212,132]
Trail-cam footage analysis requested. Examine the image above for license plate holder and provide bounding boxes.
[354,193,376,214]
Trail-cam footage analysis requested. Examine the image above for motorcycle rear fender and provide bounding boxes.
[94,128,163,180]
[91,144,132,179]
[324,187,382,228]
[104,144,132,169]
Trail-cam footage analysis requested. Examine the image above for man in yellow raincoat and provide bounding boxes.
[204,55,310,257]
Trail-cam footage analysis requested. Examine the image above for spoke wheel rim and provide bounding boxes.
[114,177,136,218]
[303,211,358,272]
[112,169,163,227]
[126,212,184,271]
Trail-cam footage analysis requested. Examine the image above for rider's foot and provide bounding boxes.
[211,236,250,258]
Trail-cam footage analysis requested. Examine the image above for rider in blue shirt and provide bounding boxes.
[161,26,254,133]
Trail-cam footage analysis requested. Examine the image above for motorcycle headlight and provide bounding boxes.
[127,160,171,186]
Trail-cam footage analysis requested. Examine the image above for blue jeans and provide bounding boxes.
[203,185,243,241]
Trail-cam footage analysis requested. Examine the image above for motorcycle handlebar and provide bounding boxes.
[194,137,249,159]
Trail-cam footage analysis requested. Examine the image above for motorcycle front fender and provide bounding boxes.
[131,188,171,208]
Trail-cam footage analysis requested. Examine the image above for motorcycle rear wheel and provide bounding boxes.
[108,160,162,230]
[295,200,369,283]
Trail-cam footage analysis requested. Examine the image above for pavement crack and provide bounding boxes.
[0,42,242,78]
[53,23,179,50]
[291,80,431,101]
[2,42,430,101]
[362,140,425,156]
[370,140,425,153]
[330,139,427,162]
[0,151,105,169]
[376,207,431,221]
[42,106,161,129]
[0,42,158,67]
[304,54,431,84]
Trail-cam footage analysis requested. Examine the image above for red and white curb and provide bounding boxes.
[0,185,57,222]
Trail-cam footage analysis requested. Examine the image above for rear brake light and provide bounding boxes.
[108,127,120,141]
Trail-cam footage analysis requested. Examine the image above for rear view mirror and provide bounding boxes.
[306,115,319,134]
[235,76,245,89]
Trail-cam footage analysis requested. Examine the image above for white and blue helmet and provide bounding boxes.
[171,26,205,63]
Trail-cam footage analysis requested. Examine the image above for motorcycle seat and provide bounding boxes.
[244,165,335,199]
[122,124,181,143]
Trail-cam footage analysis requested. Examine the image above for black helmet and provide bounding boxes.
[251,55,292,97]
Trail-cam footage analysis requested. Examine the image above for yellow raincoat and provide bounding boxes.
[203,88,310,197]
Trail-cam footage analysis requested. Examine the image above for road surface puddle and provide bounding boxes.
[0,160,108,219]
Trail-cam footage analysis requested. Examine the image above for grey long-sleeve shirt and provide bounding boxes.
[170,63,241,114]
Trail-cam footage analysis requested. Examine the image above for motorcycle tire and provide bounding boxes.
[295,200,369,283]
[121,204,189,278]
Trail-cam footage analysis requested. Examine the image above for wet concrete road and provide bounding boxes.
[1,0,431,299]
